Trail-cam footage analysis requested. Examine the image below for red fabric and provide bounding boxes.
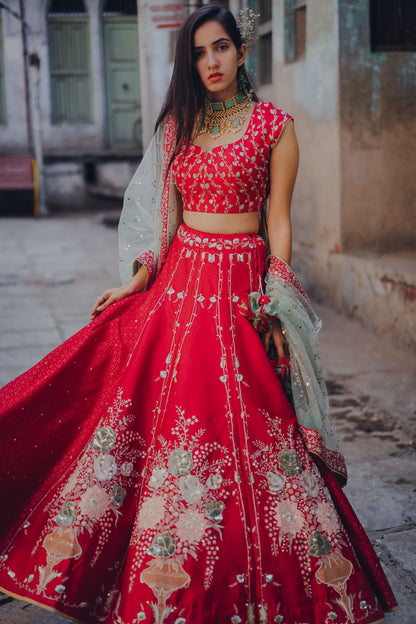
[172,102,292,214]
[0,226,396,623]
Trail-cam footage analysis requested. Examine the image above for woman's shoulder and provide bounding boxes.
[254,100,293,124]
[253,101,293,147]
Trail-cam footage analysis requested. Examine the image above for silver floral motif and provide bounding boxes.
[178,475,204,504]
[79,485,111,521]
[266,471,285,493]
[206,473,223,490]
[175,508,209,545]
[120,461,133,476]
[148,531,176,558]
[149,466,168,488]
[94,453,118,481]
[300,470,319,497]
[205,499,225,523]
[168,448,194,476]
[278,449,302,476]
[91,426,117,453]
[54,501,77,527]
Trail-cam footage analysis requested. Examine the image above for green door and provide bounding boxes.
[103,17,141,149]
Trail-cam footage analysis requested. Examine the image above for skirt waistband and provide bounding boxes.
[176,223,266,252]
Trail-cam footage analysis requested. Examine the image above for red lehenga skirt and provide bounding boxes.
[0,224,396,624]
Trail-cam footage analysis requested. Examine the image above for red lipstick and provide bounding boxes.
[208,72,223,82]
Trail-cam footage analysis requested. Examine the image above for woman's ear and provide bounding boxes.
[237,43,247,67]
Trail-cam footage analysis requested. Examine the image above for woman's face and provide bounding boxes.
[193,20,247,101]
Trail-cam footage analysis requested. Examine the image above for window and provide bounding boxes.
[370,0,416,51]
[0,10,6,125]
[285,0,306,63]
[248,0,272,86]
[102,0,137,16]
[47,0,92,124]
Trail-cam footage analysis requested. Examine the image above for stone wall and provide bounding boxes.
[339,0,416,253]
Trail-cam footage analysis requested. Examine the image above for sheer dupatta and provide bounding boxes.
[118,115,179,287]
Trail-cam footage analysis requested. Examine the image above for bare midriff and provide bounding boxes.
[182,210,260,234]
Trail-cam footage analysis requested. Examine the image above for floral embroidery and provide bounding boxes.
[175,509,209,545]
[148,531,176,558]
[79,486,111,522]
[138,495,166,531]
[308,530,331,557]
[168,448,194,476]
[278,449,302,476]
[30,389,146,593]
[274,501,305,536]
[91,426,117,453]
[266,471,285,493]
[315,501,340,536]
[129,406,232,615]
[54,501,77,527]
[300,470,320,498]
[94,453,117,481]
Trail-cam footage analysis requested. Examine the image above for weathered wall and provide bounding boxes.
[0,0,30,152]
[269,0,342,259]
[339,0,416,252]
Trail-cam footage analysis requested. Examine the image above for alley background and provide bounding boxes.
[1,0,416,622]
[0,211,415,623]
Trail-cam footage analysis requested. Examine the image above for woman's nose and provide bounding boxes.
[207,51,218,69]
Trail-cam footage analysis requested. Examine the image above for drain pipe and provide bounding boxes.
[18,0,32,151]
[0,1,47,215]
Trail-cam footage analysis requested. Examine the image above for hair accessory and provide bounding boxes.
[237,7,260,45]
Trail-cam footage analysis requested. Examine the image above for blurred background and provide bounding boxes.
[0,0,415,353]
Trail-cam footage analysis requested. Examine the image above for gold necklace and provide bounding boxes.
[196,93,252,140]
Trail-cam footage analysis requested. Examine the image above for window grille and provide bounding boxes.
[48,0,87,17]
[102,0,137,17]
[47,1,92,124]
[370,0,416,51]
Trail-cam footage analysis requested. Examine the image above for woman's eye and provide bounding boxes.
[193,51,204,60]
[218,44,229,51]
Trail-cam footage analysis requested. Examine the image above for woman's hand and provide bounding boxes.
[264,318,287,360]
[90,266,149,320]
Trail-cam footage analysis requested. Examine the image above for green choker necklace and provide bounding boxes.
[197,93,252,139]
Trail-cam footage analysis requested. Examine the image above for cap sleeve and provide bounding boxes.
[264,103,293,149]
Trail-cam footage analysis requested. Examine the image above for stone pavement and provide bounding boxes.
[0,213,415,623]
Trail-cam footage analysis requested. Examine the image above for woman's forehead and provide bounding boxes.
[193,20,231,48]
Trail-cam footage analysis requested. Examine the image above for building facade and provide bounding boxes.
[0,0,415,349]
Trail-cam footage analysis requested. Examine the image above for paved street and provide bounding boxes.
[0,213,415,623]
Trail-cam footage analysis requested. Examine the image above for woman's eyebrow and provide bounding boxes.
[192,37,231,50]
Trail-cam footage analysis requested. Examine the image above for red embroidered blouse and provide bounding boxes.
[172,101,292,214]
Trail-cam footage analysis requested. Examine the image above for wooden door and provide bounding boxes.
[103,17,141,149]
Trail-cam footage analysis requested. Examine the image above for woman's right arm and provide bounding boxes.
[90,264,149,320]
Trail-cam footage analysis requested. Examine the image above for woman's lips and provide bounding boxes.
[208,73,223,82]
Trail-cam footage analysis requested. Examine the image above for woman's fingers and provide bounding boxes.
[272,322,287,360]
[90,290,115,320]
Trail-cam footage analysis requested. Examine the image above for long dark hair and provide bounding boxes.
[155,4,258,162]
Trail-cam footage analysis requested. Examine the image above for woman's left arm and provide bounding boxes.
[264,120,300,356]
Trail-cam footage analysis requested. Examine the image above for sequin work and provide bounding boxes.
[172,102,292,213]
[0,224,395,623]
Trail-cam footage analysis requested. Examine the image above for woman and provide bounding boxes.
[0,5,397,624]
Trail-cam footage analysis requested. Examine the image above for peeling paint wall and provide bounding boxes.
[339,0,416,252]
[271,0,342,257]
